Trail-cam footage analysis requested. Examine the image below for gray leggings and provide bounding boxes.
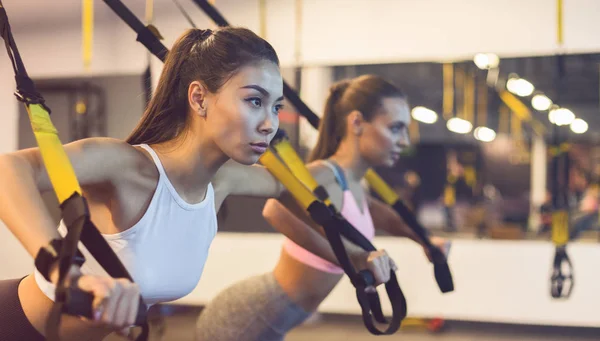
[195,272,312,341]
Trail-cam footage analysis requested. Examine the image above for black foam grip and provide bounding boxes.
[550,246,574,299]
[64,287,147,326]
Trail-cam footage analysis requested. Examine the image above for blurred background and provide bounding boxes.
[1,0,600,340]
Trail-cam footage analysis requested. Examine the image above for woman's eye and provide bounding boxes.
[390,124,406,133]
[274,104,284,114]
[247,98,262,107]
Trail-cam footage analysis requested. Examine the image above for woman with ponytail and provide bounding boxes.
[0,27,286,340]
[196,74,444,341]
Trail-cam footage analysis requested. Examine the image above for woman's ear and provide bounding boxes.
[348,110,365,135]
[189,81,208,117]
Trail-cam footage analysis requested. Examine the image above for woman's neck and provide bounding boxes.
[151,123,228,201]
[329,140,369,182]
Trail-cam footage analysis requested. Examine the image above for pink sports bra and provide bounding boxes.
[282,160,375,274]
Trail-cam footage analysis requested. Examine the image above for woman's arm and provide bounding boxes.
[262,162,373,266]
[0,138,136,259]
[367,195,424,245]
[0,137,154,330]
[212,160,283,211]
[263,195,371,267]
[368,195,450,260]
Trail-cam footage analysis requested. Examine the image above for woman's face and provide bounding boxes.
[203,60,283,165]
[358,97,411,167]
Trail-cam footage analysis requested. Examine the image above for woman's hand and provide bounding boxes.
[49,264,141,332]
[352,249,397,293]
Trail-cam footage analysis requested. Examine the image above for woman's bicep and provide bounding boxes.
[263,198,310,235]
[217,161,282,199]
[15,137,133,193]
[264,192,323,233]
[263,198,330,253]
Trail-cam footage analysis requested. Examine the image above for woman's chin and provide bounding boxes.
[230,153,260,166]
[379,157,397,168]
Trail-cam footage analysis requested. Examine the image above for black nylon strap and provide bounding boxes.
[313,185,329,202]
[103,0,167,62]
[0,6,49,111]
[47,194,90,341]
[392,201,454,293]
[307,202,406,334]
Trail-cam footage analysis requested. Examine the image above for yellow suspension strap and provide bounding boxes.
[462,151,477,194]
[82,0,94,70]
[259,148,407,335]
[270,130,331,206]
[462,70,477,194]
[443,174,457,208]
[549,141,573,299]
[442,63,454,120]
[0,3,148,340]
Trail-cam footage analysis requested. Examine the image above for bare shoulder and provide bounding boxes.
[306,161,336,187]
[68,137,149,167]
[61,137,156,185]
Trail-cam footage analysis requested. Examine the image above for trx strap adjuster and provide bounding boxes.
[35,238,86,282]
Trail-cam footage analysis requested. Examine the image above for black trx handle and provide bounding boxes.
[548,140,573,299]
[308,202,406,334]
[550,245,573,299]
[57,195,148,325]
[391,201,454,293]
[0,3,149,340]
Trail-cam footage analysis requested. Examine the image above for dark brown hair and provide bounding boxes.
[127,27,280,145]
[308,74,406,162]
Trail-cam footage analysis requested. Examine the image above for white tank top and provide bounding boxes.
[34,144,218,306]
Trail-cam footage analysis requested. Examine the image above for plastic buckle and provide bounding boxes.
[13,90,26,103]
